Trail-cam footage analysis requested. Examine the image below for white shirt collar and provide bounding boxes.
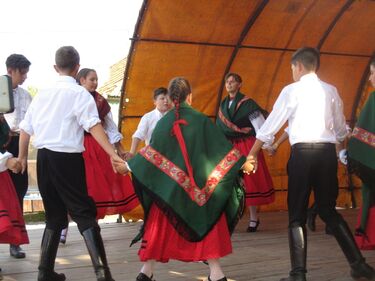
[57,75,78,84]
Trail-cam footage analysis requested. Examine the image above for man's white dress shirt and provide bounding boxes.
[19,76,100,153]
[256,73,347,145]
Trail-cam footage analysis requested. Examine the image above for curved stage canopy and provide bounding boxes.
[119,0,375,210]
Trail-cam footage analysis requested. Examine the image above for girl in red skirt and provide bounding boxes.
[0,151,29,280]
[216,73,274,232]
[114,77,248,281]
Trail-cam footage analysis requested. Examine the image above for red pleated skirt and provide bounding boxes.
[355,206,375,250]
[231,136,274,206]
[83,135,142,219]
[139,204,232,262]
[0,171,29,245]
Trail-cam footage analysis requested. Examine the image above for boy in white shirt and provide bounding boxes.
[127,87,170,158]
[18,46,121,281]
[246,47,375,281]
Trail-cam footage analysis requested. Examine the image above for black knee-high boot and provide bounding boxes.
[330,220,375,280]
[82,227,115,281]
[280,226,307,281]
[38,228,66,281]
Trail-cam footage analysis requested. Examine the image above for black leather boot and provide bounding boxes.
[306,206,317,232]
[330,220,375,280]
[279,226,307,281]
[37,228,66,281]
[82,227,115,281]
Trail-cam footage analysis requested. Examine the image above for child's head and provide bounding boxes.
[54,46,80,75]
[290,47,320,81]
[168,77,192,105]
[76,68,97,92]
[153,87,170,113]
[6,54,31,87]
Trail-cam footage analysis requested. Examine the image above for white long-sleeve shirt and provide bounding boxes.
[4,87,32,132]
[132,108,167,145]
[256,73,347,146]
[19,76,101,153]
[0,151,12,172]
[103,111,122,144]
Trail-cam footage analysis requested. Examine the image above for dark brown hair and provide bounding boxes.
[6,54,31,71]
[224,72,242,83]
[76,68,96,84]
[153,87,168,100]
[291,47,320,71]
[168,77,191,104]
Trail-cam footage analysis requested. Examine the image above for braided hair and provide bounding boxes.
[168,77,191,121]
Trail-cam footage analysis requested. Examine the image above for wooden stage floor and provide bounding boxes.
[1,209,374,281]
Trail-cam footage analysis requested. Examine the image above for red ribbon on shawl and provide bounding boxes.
[171,119,198,189]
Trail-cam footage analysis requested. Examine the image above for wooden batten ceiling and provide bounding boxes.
[119,0,375,208]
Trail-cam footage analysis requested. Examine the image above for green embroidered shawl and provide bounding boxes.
[216,91,262,138]
[129,102,245,242]
[0,114,10,153]
[348,91,375,170]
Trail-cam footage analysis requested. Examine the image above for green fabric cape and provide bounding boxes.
[129,102,245,243]
[216,92,261,138]
[0,114,10,153]
[348,91,375,170]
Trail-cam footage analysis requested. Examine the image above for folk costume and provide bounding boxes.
[348,91,375,250]
[0,115,29,247]
[256,72,375,280]
[216,92,274,206]
[19,75,115,281]
[128,102,245,262]
[84,91,142,220]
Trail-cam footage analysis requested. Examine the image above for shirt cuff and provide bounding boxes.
[83,118,101,132]
[108,132,123,144]
[0,152,13,172]
[19,120,34,136]
[256,133,275,147]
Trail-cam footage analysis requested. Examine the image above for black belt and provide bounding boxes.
[292,142,335,149]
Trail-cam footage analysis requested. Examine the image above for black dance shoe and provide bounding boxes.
[136,273,154,281]
[10,245,26,259]
[247,219,260,232]
[208,276,227,281]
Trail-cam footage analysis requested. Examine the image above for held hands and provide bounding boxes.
[124,152,135,161]
[110,154,129,175]
[242,155,258,175]
[6,158,22,173]
[264,143,278,156]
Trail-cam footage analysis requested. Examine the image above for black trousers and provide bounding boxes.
[6,135,28,211]
[37,149,97,233]
[287,143,344,228]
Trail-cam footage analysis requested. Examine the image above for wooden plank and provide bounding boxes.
[0,209,374,281]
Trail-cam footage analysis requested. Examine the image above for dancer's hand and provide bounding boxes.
[6,157,21,173]
[111,156,129,174]
[242,155,257,174]
[124,152,134,161]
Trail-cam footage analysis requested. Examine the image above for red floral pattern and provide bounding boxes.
[139,146,241,206]
[352,127,375,148]
[218,109,251,134]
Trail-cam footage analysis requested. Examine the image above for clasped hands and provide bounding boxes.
[6,158,22,173]
[110,154,129,175]
[242,155,257,175]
